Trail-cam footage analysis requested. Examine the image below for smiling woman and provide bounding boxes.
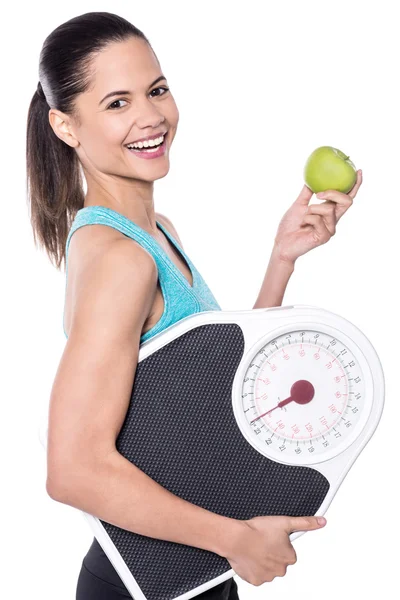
[26,10,242,600]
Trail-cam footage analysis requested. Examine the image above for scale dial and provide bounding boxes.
[234,326,372,465]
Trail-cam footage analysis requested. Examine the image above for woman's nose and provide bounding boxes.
[134,99,166,129]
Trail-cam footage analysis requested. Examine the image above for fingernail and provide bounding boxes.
[316,193,325,198]
[317,517,326,526]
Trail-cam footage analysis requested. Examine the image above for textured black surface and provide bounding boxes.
[100,323,330,600]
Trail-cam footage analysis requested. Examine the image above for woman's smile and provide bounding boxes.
[125,130,168,160]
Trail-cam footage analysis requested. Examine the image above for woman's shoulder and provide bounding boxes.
[67,213,159,275]
[64,221,158,339]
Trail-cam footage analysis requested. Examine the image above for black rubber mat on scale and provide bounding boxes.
[100,323,330,600]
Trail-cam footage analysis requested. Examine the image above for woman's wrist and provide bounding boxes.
[253,245,295,309]
[270,241,296,269]
[214,516,247,559]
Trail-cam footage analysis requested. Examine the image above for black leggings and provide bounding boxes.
[76,538,240,600]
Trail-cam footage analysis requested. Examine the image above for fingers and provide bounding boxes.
[294,184,314,206]
[285,515,327,534]
[348,169,363,199]
[306,201,336,235]
[302,214,332,244]
[315,190,353,222]
[315,168,362,222]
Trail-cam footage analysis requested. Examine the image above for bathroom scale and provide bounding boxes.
[38,304,385,600]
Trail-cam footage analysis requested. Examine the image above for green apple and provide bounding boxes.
[304,146,357,194]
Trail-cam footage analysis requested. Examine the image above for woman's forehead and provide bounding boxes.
[81,38,161,106]
[93,37,158,82]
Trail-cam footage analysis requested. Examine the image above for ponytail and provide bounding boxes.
[26,83,84,270]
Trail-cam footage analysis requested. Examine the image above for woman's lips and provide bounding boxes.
[126,134,167,160]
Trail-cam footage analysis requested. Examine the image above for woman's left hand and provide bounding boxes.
[273,170,363,264]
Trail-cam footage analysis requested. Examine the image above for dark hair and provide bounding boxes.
[26,12,153,270]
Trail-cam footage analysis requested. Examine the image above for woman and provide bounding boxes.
[27,11,362,600]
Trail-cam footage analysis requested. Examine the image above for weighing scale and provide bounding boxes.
[38,304,385,600]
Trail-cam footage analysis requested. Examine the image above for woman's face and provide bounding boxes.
[71,36,179,183]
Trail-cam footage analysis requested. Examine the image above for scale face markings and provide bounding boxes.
[239,328,367,464]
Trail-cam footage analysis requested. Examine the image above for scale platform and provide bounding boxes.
[38,304,385,600]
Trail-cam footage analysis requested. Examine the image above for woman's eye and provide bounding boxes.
[107,87,169,110]
[108,99,128,110]
[150,86,170,97]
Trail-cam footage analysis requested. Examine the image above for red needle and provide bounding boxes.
[251,380,315,423]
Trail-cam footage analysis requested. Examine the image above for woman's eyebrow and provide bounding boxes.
[98,75,167,105]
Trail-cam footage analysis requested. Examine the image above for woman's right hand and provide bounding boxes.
[223,514,327,586]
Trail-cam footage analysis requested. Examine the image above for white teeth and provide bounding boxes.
[127,134,165,150]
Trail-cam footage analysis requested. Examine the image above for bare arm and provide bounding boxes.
[253,245,295,308]
[46,237,239,558]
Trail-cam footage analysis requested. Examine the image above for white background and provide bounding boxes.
[2,0,398,598]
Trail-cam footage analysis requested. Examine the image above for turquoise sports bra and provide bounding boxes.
[63,205,222,343]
